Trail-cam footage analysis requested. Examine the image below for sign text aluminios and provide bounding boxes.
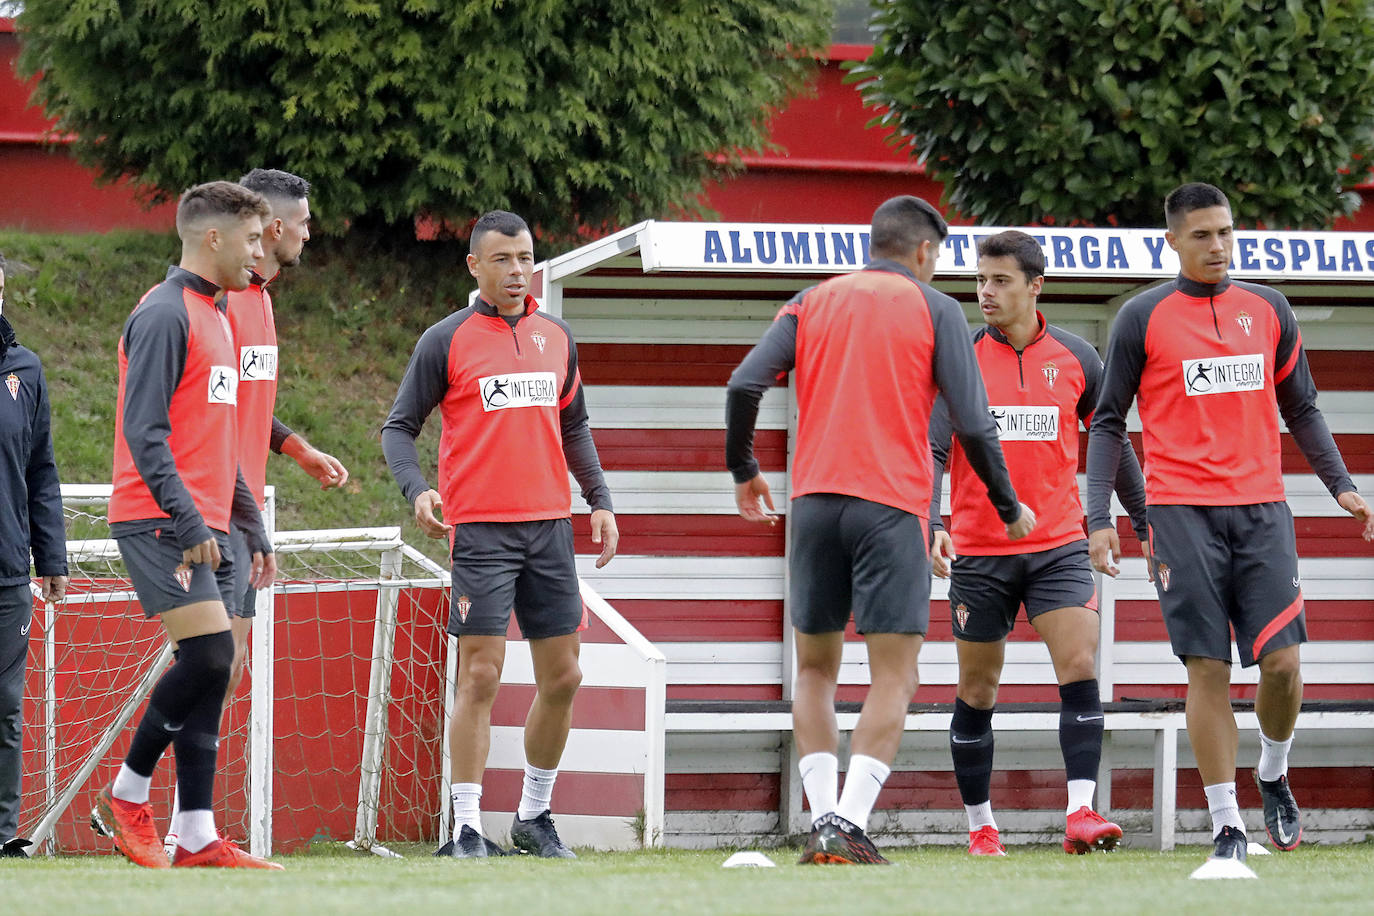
[641,223,1374,281]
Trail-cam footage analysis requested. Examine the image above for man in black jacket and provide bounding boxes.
[0,252,68,858]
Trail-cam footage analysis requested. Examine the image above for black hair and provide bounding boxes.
[239,168,311,203]
[469,210,531,257]
[1165,182,1230,231]
[870,195,949,259]
[977,230,1045,281]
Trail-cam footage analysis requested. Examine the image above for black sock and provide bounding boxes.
[123,631,234,777]
[1058,678,1104,782]
[950,698,995,806]
[174,686,226,811]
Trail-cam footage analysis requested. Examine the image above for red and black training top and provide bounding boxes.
[1087,274,1354,530]
[109,266,267,553]
[381,294,611,525]
[226,271,295,509]
[726,259,1019,523]
[930,314,1147,555]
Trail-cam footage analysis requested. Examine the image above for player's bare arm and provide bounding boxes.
[1337,491,1374,541]
[281,432,349,489]
[590,508,619,568]
[734,474,776,525]
[413,489,452,539]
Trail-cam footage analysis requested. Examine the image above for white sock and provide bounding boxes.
[835,754,891,833]
[965,801,997,832]
[450,782,483,835]
[112,764,151,805]
[518,764,558,821]
[799,752,838,826]
[173,809,217,853]
[1203,782,1245,836]
[166,787,181,842]
[1257,731,1293,782]
[1066,779,1096,815]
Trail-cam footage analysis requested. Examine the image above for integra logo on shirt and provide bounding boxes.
[240,345,278,381]
[988,405,1058,441]
[479,371,558,412]
[207,366,238,405]
[1181,354,1264,396]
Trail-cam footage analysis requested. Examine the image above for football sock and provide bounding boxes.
[950,698,995,807]
[1066,779,1097,815]
[123,631,234,779]
[1204,782,1245,836]
[964,801,997,832]
[835,754,890,832]
[1257,731,1293,782]
[112,763,152,805]
[517,764,558,821]
[173,809,217,854]
[450,782,483,835]
[798,751,838,825]
[1058,678,1104,785]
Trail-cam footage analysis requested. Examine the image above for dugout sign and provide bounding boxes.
[640,222,1374,281]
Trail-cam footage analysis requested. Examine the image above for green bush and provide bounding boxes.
[17,0,830,241]
[854,0,1374,227]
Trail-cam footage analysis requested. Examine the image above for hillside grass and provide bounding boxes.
[0,229,478,561]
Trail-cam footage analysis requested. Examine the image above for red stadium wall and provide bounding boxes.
[5,22,1372,231]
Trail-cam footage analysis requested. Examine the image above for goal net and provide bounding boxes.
[18,485,454,856]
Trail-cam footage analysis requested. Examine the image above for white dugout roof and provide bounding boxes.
[535,221,1374,351]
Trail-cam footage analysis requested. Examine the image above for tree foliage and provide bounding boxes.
[17,0,830,242]
[854,0,1374,228]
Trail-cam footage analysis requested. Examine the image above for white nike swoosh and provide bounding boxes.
[1275,823,1295,845]
[1076,715,1104,722]
[951,736,982,744]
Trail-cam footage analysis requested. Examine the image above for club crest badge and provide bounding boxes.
[1156,562,1171,592]
[1041,362,1059,389]
[5,374,18,400]
[530,331,546,354]
[1236,311,1253,336]
[174,565,193,592]
[456,595,472,623]
[955,603,969,630]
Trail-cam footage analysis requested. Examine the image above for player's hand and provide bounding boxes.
[1004,503,1036,540]
[590,509,619,569]
[40,575,68,604]
[1337,490,1374,542]
[930,530,956,578]
[414,489,453,539]
[248,551,277,591]
[1089,527,1121,577]
[183,537,222,570]
[735,475,776,524]
[298,447,349,490]
[1139,538,1155,583]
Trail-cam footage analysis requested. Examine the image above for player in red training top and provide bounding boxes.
[96,182,281,870]
[929,230,1149,857]
[1086,182,1374,868]
[159,168,350,857]
[383,210,617,859]
[728,197,1034,865]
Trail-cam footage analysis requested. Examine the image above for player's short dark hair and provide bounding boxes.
[176,181,270,238]
[1165,182,1230,231]
[978,230,1045,282]
[239,168,311,204]
[470,210,531,257]
[870,195,949,259]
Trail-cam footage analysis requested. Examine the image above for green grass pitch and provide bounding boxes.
[3,842,1373,915]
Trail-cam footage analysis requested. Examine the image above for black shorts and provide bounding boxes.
[1148,502,1306,667]
[789,493,932,636]
[117,527,236,617]
[948,540,1098,642]
[227,523,257,619]
[448,518,583,640]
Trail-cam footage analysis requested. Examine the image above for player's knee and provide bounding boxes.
[539,664,582,705]
[957,680,998,709]
[457,659,503,704]
[178,630,236,690]
[1258,650,1302,688]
